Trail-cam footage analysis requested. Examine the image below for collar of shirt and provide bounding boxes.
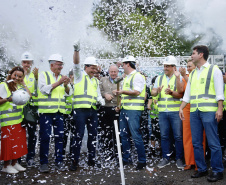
[126,70,137,78]
[109,76,114,83]
[82,70,94,80]
[195,61,209,71]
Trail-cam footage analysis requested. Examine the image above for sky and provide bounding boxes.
[0,0,226,75]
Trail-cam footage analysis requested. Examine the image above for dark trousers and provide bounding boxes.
[63,113,73,157]
[98,106,118,158]
[218,110,226,155]
[39,112,64,164]
[26,123,37,161]
[140,110,150,151]
[71,108,98,161]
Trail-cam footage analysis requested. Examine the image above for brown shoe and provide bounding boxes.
[184,165,192,170]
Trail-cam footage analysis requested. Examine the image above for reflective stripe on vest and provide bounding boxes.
[24,73,38,106]
[65,94,73,114]
[157,75,181,112]
[224,84,226,111]
[121,72,145,110]
[190,64,218,112]
[0,82,23,127]
[73,74,98,109]
[38,72,66,114]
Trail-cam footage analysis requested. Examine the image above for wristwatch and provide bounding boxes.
[6,97,10,101]
[169,91,173,95]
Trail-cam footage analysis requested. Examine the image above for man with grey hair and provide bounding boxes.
[98,64,121,160]
[38,54,72,172]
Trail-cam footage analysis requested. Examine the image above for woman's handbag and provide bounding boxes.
[23,103,38,124]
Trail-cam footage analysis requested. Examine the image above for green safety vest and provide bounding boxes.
[190,64,218,112]
[38,71,66,114]
[65,94,73,114]
[73,74,98,110]
[150,96,159,118]
[0,82,23,127]
[121,72,146,111]
[157,74,181,112]
[224,84,226,111]
[24,72,38,106]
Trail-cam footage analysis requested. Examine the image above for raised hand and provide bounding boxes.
[73,40,80,51]
[33,67,39,80]
[179,67,186,77]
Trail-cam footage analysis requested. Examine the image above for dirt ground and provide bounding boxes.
[1,149,226,185]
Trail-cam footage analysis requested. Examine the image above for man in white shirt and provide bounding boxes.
[70,42,105,171]
[179,45,224,182]
[38,54,71,173]
[115,56,146,170]
[21,51,39,167]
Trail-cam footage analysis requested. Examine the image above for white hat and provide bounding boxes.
[21,52,33,61]
[163,56,178,66]
[83,57,98,66]
[122,56,136,63]
[48,54,63,63]
[12,89,30,105]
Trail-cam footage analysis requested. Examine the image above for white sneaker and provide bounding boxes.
[12,163,26,172]
[2,165,19,174]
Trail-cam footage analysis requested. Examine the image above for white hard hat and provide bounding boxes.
[122,56,136,63]
[48,54,63,62]
[163,56,178,66]
[83,57,98,66]
[12,89,30,105]
[21,52,33,61]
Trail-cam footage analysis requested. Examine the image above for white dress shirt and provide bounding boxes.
[123,70,146,93]
[183,62,224,103]
[38,71,72,96]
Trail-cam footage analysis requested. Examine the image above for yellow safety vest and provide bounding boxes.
[224,84,226,111]
[38,71,66,114]
[121,72,146,111]
[157,74,181,112]
[24,72,38,106]
[190,64,218,112]
[65,94,73,114]
[73,74,98,110]
[0,82,23,127]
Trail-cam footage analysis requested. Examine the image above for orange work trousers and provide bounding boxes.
[183,104,206,166]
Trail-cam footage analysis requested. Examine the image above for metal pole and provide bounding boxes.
[114,119,125,185]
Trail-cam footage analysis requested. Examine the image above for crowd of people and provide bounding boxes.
[0,44,225,183]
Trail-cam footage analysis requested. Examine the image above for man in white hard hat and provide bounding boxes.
[69,41,105,171]
[151,56,184,169]
[38,53,72,172]
[20,51,39,167]
[115,55,147,170]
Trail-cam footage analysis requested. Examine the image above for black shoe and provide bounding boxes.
[136,162,146,170]
[122,160,132,166]
[191,170,208,178]
[207,172,223,182]
[88,160,95,167]
[69,160,78,171]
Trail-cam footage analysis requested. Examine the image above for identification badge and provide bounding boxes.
[29,78,34,82]
[200,78,205,84]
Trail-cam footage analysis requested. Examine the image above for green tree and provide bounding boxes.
[93,0,200,58]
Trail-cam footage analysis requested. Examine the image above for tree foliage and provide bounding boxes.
[93,0,200,58]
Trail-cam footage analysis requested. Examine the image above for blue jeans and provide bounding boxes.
[158,112,183,160]
[190,110,224,173]
[39,112,64,164]
[71,108,98,161]
[119,109,146,163]
[26,123,37,162]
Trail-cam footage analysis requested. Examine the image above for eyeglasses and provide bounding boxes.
[55,63,64,67]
